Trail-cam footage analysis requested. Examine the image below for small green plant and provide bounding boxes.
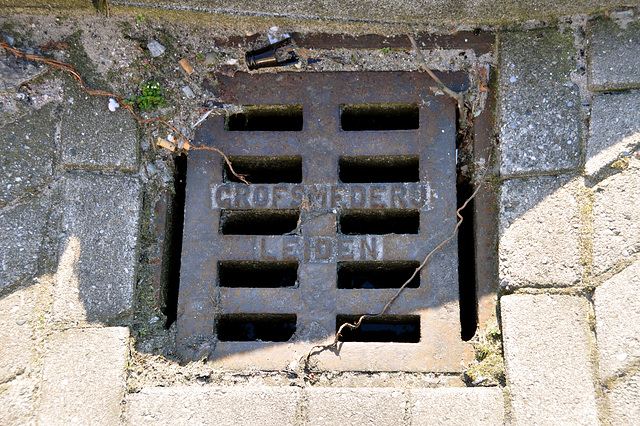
[136,13,146,25]
[126,81,166,111]
[380,47,393,54]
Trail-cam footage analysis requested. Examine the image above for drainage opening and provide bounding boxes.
[336,315,420,343]
[337,261,420,289]
[163,153,187,328]
[340,103,419,131]
[220,210,300,235]
[218,261,298,288]
[339,155,419,183]
[223,155,303,183]
[226,104,303,131]
[457,177,478,341]
[339,209,419,235]
[217,314,297,342]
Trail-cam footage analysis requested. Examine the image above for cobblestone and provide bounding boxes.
[38,327,129,425]
[409,387,504,425]
[593,167,640,275]
[0,285,39,383]
[0,193,51,295]
[595,258,640,379]
[60,82,138,172]
[607,372,640,425]
[498,29,581,176]
[54,173,140,323]
[0,106,57,208]
[499,175,582,287]
[501,293,599,424]
[306,387,407,425]
[125,386,299,425]
[586,92,640,179]
[588,17,640,91]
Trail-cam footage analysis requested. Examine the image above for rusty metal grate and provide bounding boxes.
[177,72,477,371]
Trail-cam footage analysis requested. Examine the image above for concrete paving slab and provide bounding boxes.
[0,106,57,208]
[498,29,581,177]
[103,0,640,26]
[125,386,300,425]
[61,83,138,172]
[499,175,582,287]
[0,50,47,92]
[0,193,51,295]
[595,258,640,379]
[588,17,640,91]
[306,387,407,425]
[501,293,599,425]
[54,173,141,324]
[38,327,129,426]
[0,375,38,425]
[0,285,39,383]
[586,92,640,179]
[593,168,640,275]
[409,387,504,425]
[607,372,640,425]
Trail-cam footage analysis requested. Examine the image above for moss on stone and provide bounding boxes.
[464,318,505,386]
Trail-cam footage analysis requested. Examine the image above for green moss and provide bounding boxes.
[464,319,505,386]
[611,157,630,171]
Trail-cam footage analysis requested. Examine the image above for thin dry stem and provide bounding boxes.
[408,35,464,113]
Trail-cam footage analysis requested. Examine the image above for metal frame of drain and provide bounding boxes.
[175,67,499,372]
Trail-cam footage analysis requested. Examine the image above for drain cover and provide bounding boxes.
[178,72,474,371]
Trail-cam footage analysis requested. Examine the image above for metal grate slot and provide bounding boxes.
[224,155,303,183]
[336,315,420,343]
[340,103,419,131]
[226,104,303,131]
[339,155,419,183]
[218,261,298,288]
[337,261,420,289]
[339,209,419,235]
[220,210,300,235]
[217,314,297,342]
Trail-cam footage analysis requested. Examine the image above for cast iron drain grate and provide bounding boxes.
[177,71,478,371]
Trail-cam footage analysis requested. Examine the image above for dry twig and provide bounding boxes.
[408,35,464,113]
[304,145,494,369]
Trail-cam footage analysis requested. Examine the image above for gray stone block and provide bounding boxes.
[595,258,640,380]
[54,173,141,323]
[586,92,640,179]
[501,294,599,425]
[0,194,51,295]
[0,285,40,383]
[498,29,581,176]
[38,327,129,426]
[588,17,640,91]
[61,83,138,172]
[0,107,57,208]
[499,175,582,287]
[306,387,407,425]
[125,386,300,425]
[593,168,640,275]
[409,387,504,425]
[607,372,640,425]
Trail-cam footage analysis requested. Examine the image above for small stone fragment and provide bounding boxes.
[147,40,165,57]
[181,85,195,99]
